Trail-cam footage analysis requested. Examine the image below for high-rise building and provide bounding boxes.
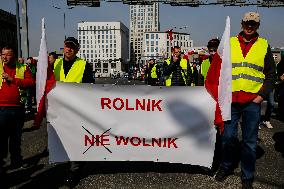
[130,3,159,66]
[142,31,193,63]
[78,21,129,77]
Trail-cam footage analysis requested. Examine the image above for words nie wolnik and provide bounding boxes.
[85,134,178,149]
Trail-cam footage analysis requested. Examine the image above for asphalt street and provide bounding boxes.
[1,78,284,189]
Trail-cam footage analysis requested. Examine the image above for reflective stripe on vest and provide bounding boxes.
[150,64,158,79]
[165,58,188,86]
[231,36,267,93]
[54,58,86,83]
[201,58,210,81]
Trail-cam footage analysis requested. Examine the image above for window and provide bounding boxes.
[95,69,101,73]
[111,63,116,68]
[146,34,149,39]
[151,34,154,39]
[103,69,108,73]
[95,63,101,68]
[103,63,108,68]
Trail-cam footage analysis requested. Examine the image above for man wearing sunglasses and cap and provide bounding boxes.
[215,12,276,189]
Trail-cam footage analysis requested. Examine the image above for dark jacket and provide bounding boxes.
[145,63,161,86]
[63,57,94,83]
[277,58,284,87]
[163,57,193,86]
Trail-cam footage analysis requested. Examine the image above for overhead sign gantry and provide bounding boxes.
[67,0,284,7]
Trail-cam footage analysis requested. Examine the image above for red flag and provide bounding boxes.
[33,65,55,128]
[205,17,232,133]
[166,29,173,41]
[205,53,224,131]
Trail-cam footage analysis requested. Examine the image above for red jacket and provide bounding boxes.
[0,63,35,106]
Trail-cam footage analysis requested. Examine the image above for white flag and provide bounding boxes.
[218,16,232,122]
[36,18,48,110]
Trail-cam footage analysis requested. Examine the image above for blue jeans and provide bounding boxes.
[0,106,24,167]
[220,102,261,181]
[264,91,275,121]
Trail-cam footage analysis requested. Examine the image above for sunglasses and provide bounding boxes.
[242,21,259,28]
[209,49,217,52]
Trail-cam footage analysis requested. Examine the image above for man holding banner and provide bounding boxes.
[214,12,276,189]
[54,37,94,83]
[53,36,94,186]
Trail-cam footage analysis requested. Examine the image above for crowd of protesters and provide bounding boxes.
[1,11,284,189]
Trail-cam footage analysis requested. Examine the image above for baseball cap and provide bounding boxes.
[242,12,260,23]
[64,37,80,48]
[207,38,220,49]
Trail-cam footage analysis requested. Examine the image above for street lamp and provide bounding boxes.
[52,5,74,39]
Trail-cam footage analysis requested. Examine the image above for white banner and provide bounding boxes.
[47,82,216,168]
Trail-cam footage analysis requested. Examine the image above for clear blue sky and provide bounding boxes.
[1,0,284,57]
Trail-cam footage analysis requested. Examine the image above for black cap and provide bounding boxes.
[207,38,220,49]
[64,37,79,48]
[49,51,58,59]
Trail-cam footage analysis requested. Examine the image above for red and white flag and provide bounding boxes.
[34,18,56,128]
[205,16,232,132]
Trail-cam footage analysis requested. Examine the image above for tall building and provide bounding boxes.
[0,9,17,54]
[143,31,193,63]
[78,21,129,77]
[130,3,159,66]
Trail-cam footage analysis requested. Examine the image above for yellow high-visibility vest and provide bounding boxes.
[231,36,267,93]
[15,62,27,79]
[54,58,86,83]
[201,58,210,82]
[150,64,158,79]
[165,58,188,86]
[15,62,27,103]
